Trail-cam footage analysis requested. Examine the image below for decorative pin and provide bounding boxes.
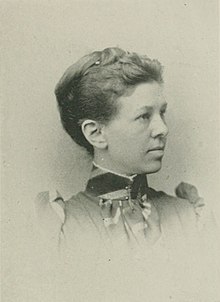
[141,194,148,203]
[142,207,151,221]
[106,199,113,206]
[141,194,151,222]
[103,207,121,227]
[99,198,104,206]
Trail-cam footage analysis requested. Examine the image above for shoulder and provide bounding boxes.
[35,189,101,227]
[35,190,88,224]
[64,192,99,217]
[148,186,193,209]
[35,190,66,224]
[148,182,205,214]
[147,187,198,231]
[148,182,212,235]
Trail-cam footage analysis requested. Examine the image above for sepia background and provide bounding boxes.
[1,0,219,301]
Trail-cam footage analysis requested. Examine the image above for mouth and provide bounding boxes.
[148,146,165,152]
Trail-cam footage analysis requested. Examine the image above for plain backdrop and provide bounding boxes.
[1,0,219,301]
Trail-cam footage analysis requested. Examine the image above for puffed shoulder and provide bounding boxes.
[151,182,209,232]
[175,182,203,204]
[175,182,207,227]
[35,190,66,228]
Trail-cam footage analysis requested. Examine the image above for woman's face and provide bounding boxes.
[103,82,168,175]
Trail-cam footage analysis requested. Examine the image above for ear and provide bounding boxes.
[81,119,108,150]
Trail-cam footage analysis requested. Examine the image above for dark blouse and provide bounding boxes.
[35,165,219,301]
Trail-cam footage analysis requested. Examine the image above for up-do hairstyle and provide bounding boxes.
[55,47,163,154]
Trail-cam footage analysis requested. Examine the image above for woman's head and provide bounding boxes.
[55,47,164,156]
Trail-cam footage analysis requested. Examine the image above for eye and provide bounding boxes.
[137,112,151,121]
[160,109,167,118]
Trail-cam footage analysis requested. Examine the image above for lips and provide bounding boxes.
[148,146,165,152]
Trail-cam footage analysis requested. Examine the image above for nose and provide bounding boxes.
[150,115,169,138]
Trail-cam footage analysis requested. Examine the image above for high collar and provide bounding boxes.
[85,163,148,200]
[84,164,162,246]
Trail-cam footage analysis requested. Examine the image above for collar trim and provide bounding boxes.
[92,161,137,182]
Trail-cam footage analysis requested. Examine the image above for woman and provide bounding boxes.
[36,47,218,301]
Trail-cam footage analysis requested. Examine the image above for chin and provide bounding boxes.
[141,160,163,174]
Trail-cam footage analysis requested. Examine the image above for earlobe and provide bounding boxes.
[81,119,108,149]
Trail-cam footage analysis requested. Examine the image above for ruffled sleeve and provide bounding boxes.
[175,182,216,232]
[34,189,65,247]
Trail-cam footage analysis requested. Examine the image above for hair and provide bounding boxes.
[55,47,163,155]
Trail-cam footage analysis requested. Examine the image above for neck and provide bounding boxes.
[93,151,134,177]
[92,161,137,181]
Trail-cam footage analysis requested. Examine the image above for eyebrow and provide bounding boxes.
[136,103,168,112]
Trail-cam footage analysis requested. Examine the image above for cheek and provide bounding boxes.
[111,133,148,158]
[109,133,131,150]
[106,123,151,151]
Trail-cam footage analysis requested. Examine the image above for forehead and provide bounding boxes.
[117,82,166,112]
